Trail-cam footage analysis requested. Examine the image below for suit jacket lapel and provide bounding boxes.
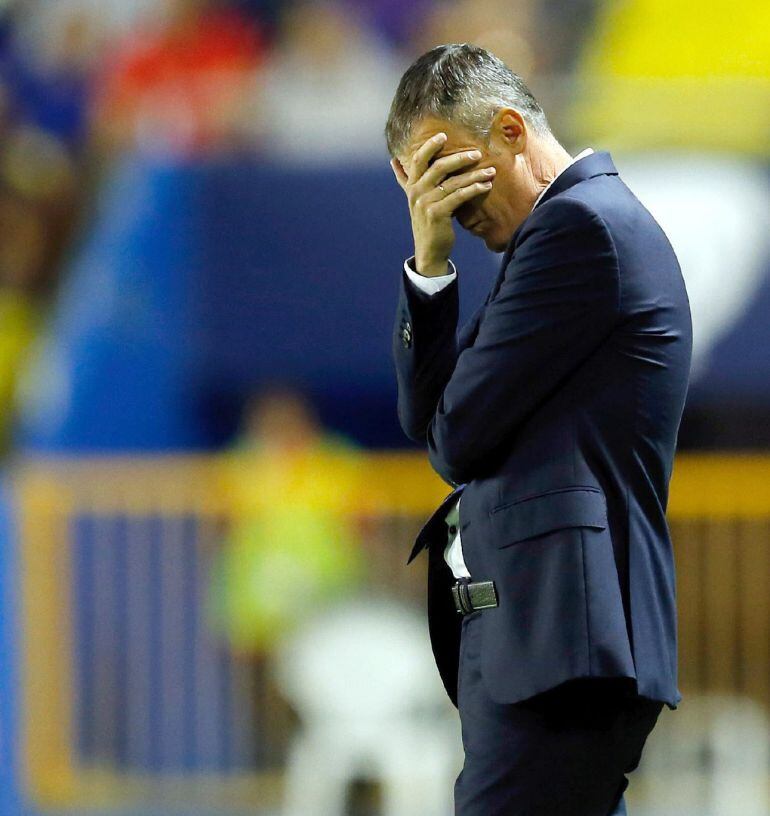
[407,484,466,564]
[491,223,524,300]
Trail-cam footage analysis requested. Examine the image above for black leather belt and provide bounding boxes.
[451,579,498,616]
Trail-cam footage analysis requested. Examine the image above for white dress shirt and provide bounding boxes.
[405,148,595,580]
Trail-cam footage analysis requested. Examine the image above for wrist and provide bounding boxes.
[415,258,450,278]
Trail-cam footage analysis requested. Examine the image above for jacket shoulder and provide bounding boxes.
[516,191,617,252]
[511,191,620,277]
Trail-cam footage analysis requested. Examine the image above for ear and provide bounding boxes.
[491,108,527,155]
[390,157,408,190]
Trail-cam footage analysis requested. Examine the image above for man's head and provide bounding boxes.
[386,44,568,251]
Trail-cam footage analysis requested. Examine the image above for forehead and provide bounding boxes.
[401,117,480,164]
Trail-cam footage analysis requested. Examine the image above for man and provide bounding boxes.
[386,44,692,816]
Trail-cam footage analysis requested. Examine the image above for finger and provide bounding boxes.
[418,150,483,193]
[428,180,493,218]
[423,165,495,200]
[408,132,447,183]
[410,150,484,202]
[390,158,408,190]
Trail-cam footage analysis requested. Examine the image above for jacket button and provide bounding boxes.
[401,323,412,348]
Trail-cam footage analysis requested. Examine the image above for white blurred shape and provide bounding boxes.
[274,598,460,816]
[640,694,769,816]
[710,697,770,816]
[617,155,770,380]
[252,2,403,164]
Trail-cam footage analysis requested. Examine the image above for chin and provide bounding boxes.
[483,225,514,253]
[485,234,508,253]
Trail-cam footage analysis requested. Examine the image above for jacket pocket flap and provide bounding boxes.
[490,487,607,547]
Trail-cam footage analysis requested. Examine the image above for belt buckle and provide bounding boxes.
[452,579,498,616]
[452,579,474,616]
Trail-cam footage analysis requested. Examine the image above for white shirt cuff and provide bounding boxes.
[404,257,457,295]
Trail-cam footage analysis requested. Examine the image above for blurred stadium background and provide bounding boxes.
[0,0,768,814]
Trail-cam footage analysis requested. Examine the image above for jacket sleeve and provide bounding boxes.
[426,196,620,485]
[392,264,460,444]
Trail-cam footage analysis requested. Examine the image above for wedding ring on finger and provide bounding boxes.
[438,184,446,193]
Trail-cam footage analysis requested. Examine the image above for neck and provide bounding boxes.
[525,138,573,210]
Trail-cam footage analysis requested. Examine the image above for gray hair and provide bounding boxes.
[385,43,552,158]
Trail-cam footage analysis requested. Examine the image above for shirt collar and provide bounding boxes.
[532,148,594,211]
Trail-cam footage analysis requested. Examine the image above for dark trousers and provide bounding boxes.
[455,611,663,816]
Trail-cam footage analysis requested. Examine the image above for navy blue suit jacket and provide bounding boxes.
[393,152,692,709]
